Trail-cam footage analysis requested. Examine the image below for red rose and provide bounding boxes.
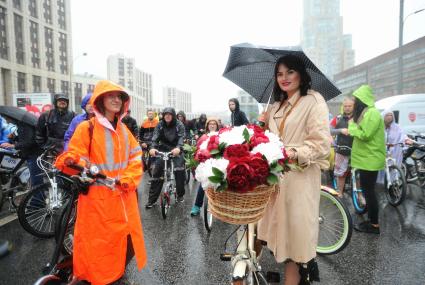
[248,153,270,186]
[195,149,211,163]
[207,135,220,152]
[248,124,265,135]
[249,133,270,148]
[223,144,250,159]
[227,157,254,192]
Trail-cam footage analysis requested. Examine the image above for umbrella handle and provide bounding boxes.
[263,92,273,113]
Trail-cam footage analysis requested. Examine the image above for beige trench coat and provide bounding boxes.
[257,90,330,263]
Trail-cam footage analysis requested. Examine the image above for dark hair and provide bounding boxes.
[353,97,368,123]
[272,55,311,102]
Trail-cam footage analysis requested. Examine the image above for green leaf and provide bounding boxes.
[183,144,193,152]
[272,163,284,173]
[267,174,278,185]
[243,128,250,143]
[208,175,223,184]
[211,167,224,178]
[210,149,220,155]
[217,181,228,192]
[218,142,227,152]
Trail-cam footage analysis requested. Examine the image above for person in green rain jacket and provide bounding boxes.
[346,84,385,234]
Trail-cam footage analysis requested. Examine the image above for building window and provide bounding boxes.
[13,0,21,10]
[61,80,69,96]
[57,0,66,29]
[32,75,41,92]
[58,32,68,74]
[28,0,37,18]
[14,13,25,64]
[118,58,124,76]
[30,21,40,68]
[47,78,55,93]
[43,0,52,24]
[44,27,54,71]
[17,72,26,92]
[0,6,8,60]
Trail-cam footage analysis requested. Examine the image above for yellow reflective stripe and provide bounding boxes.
[130,146,142,156]
[104,129,115,171]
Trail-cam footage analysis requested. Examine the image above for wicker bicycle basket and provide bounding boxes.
[205,184,276,225]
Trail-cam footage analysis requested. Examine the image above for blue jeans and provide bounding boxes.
[194,185,205,208]
[27,155,43,188]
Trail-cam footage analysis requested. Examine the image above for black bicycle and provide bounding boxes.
[0,148,31,212]
[402,138,425,188]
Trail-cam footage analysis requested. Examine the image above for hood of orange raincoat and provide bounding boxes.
[90,80,130,122]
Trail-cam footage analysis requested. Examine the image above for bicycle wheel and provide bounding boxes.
[54,200,77,255]
[317,189,353,255]
[203,195,213,232]
[18,182,69,238]
[385,165,407,206]
[160,191,170,219]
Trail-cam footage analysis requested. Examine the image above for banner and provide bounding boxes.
[12,93,53,117]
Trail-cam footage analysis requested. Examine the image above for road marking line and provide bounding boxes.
[0,213,18,227]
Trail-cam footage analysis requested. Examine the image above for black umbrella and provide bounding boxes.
[223,43,341,103]
[0,106,38,127]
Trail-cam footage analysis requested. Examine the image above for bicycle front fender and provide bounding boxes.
[320,185,339,196]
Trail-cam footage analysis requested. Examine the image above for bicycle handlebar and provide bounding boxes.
[65,160,120,188]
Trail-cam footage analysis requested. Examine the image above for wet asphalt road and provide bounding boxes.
[1,175,425,285]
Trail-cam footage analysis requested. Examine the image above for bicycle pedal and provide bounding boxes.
[266,271,281,283]
[220,253,232,261]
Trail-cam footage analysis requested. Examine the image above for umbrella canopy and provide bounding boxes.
[0,106,38,127]
[223,43,341,103]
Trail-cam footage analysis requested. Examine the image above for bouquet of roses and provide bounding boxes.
[184,125,297,193]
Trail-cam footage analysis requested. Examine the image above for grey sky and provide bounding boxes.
[71,0,425,112]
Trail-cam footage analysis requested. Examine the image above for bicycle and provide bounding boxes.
[0,148,31,212]
[18,148,70,238]
[384,143,407,206]
[331,145,367,215]
[33,162,119,285]
[156,151,177,219]
[402,138,425,187]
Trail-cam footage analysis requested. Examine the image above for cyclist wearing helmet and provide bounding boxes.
[35,93,75,153]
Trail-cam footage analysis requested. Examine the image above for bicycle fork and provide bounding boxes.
[232,224,256,281]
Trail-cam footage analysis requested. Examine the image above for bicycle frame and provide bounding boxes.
[37,151,63,210]
[232,223,258,281]
[158,152,175,192]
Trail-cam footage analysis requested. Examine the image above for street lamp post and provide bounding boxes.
[397,0,425,93]
[69,52,87,111]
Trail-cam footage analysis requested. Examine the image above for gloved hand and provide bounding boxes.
[74,176,94,195]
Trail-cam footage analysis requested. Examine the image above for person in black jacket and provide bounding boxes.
[177,110,196,141]
[194,113,207,137]
[122,109,139,140]
[35,93,75,154]
[146,107,186,208]
[1,117,43,187]
[229,98,249,126]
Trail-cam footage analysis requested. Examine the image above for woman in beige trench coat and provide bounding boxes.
[258,55,330,285]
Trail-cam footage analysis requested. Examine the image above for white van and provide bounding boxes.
[375,94,425,135]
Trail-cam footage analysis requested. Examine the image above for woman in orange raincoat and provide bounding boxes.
[55,80,147,284]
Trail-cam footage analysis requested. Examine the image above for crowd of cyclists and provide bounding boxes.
[0,75,423,284]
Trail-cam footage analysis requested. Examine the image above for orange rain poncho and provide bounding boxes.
[55,80,147,284]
